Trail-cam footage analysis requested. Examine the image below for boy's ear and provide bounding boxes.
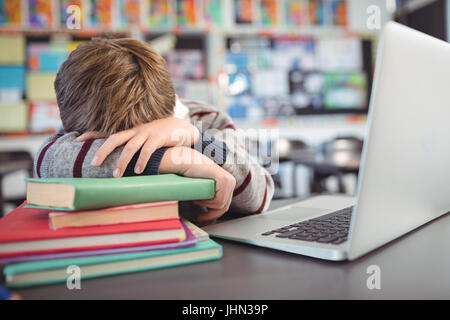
[175,94,178,101]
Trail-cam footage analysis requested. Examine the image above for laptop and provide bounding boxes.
[203,22,450,261]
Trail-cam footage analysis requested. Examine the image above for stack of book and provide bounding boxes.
[0,174,222,288]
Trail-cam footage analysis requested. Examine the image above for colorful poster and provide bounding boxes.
[0,35,25,64]
[68,40,87,53]
[149,0,171,28]
[316,38,362,71]
[26,72,57,101]
[203,0,222,27]
[0,66,25,91]
[331,0,347,26]
[29,101,62,133]
[323,72,367,109]
[234,0,254,25]
[272,38,316,71]
[28,0,54,28]
[308,0,325,26]
[167,50,205,80]
[0,0,22,26]
[176,0,196,27]
[285,0,306,26]
[88,0,113,28]
[28,42,67,71]
[119,0,141,26]
[0,102,28,132]
[259,0,277,27]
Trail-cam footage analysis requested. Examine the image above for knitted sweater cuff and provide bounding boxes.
[124,147,169,176]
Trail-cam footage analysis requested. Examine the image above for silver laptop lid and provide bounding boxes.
[348,22,450,260]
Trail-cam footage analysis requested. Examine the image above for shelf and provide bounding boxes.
[0,26,375,39]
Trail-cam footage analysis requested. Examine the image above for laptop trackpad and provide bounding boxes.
[263,207,330,222]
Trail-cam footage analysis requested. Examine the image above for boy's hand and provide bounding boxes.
[77,118,200,177]
[160,147,236,223]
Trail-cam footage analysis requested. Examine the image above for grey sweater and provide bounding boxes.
[34,100,274,215]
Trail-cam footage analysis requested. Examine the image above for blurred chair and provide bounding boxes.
[268,138,311,199]
[276,138,309,161]
[245,137,307,198]
[313,136,363,193]
[0,151,34,217]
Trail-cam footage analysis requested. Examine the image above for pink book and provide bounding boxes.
[0,220,198,265]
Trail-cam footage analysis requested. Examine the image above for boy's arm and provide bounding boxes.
[186,100,275,215]
[34,132,167,178]
[159,146,236,222]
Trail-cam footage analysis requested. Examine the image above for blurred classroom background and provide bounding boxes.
[0,0,448,215]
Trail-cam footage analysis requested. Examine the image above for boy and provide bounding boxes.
[35,38,274,223]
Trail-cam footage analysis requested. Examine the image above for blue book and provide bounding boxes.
[4,239,222,288]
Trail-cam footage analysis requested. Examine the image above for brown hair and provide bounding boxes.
[55,38,175,134]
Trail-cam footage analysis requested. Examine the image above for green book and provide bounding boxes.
[4,239,222,288]
[25,174,215,211]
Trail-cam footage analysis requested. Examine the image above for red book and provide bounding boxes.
[0,203,185,258]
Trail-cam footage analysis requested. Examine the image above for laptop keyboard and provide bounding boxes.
[261,206,354,245]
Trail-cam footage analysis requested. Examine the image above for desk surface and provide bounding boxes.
[13,198,450,299]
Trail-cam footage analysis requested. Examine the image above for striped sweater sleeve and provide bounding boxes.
[34,132,167,179]
[183,100,275,215]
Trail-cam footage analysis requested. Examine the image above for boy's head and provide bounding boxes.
[55,38,175,134]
